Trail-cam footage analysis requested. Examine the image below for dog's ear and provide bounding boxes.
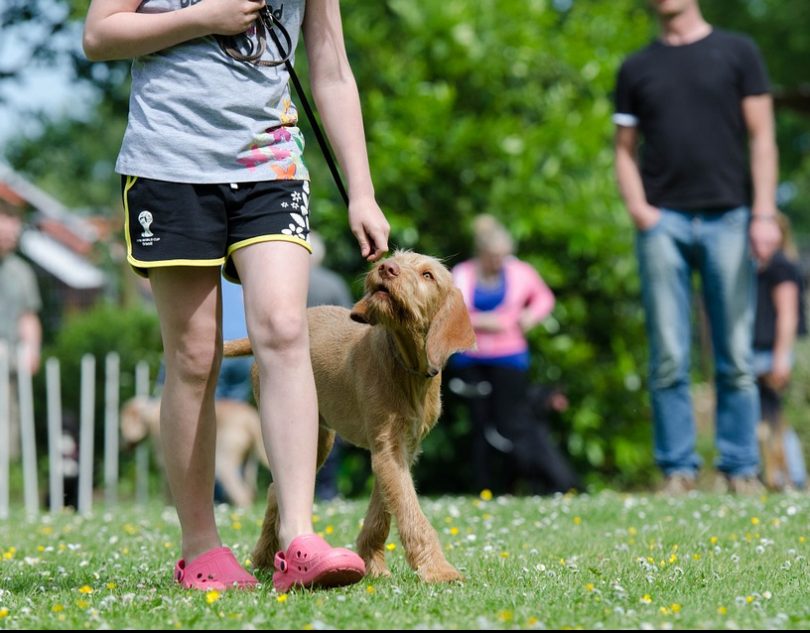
[425,287,477,375]
[350,294,378,325]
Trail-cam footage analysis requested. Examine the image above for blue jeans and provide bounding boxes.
[636,207,759,477]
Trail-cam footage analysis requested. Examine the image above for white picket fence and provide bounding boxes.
[0,342,153,519]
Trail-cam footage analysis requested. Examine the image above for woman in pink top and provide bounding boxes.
[450,215,555,493]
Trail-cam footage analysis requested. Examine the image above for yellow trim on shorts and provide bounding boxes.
[122,175,226,277]
[227,234,313,257]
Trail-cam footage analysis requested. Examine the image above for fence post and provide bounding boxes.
[135,361,150,505]
[18,345,38,517]
[0,343,9,520]
[78,354,95,516]
[104,352,120,507]
[46,358,64,513]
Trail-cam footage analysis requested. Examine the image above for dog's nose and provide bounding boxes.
[379,260,400,278]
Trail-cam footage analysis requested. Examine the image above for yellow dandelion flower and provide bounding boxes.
[206,590,221,604]
[480,489,493,501]
[76,599,90,609]
[628,526,637,536]
[500,551,510,558]
[312,514,320,523]
[671,603,682,613]
[231,521,242,531]
[800,536,806,544]
[585,583,595,592]
[51,604,64,613]
[303,624,315,631]
[482,513,493,521]
[244,558,252,568]
[39,526,53,536]
[2,551,12,560]
[366,585,375,594]
[386,543,396,551]
[276,593,288,603]
[573,516,582,525]
[163,542,172,549]
[450,527,459,536]
[692,553,702,560]
[669,554,678,563]
[325,525,334,535]
[717,606,727,616]
[640,594,652,605]
[498,610,513,622]
[106,582,117,590]
[659,606,671,615]
[123,523,139,535]
[527,616,539,626]
[37,545,45,553]
[709,536,718,545]
[0,608,9,619]
[78,585,93,594]
[746,595,754,604]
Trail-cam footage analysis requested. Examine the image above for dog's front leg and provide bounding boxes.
[356,480,392,578]
[370,445,462,583]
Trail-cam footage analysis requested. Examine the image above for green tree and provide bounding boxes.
[5,0,810,490]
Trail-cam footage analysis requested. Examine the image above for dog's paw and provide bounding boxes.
[364,555,392,578]
[418,562,463,583]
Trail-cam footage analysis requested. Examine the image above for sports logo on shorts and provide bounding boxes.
[135,209,160,247]
[138,210,154,237]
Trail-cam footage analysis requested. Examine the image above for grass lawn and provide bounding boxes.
[1,490,809,629]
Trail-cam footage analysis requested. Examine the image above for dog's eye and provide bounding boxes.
[422,271,434,280]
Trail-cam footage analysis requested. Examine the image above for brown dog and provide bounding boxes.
[224,251,476,582]
[120,396,269,507]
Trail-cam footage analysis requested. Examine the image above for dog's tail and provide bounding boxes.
[223,338,253,357]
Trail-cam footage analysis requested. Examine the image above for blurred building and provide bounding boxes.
[0,163,106,335]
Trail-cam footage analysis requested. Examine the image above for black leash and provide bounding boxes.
[217,8,350,208]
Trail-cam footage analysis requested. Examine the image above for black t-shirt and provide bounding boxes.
[614,29,770,211]
[754,251,807,350]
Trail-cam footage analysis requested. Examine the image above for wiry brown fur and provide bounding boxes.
[224,251,476,582]
[120,396,268,508]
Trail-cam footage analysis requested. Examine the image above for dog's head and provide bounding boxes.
[120,396,160,448]
[351,251,476,375]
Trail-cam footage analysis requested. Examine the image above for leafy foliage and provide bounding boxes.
[5,0,810,489]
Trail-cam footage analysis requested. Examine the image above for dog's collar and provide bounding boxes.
[387,336,437,379]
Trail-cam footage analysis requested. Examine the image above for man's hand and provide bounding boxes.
[629,203,662,231]
[749,214,781,264]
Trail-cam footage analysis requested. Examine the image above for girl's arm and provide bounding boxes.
[769,280,799,391]
[83,0,265,61]
[303,0,389,262]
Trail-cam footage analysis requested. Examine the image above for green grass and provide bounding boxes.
[1,491,810,629]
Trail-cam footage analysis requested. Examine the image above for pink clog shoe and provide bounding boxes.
[174,546,258,590]
[273,534,365,592]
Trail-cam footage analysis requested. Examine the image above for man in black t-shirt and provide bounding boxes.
[613,0,781,495]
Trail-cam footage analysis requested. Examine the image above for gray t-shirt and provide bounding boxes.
[116,0,309,184]
[0,253,41,346]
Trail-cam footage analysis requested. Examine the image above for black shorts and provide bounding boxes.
[121,176,312,281]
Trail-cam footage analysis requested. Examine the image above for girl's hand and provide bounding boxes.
[194,0,265,36]
[348,197,389,262]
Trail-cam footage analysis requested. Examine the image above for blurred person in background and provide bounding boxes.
[0,200,42,461]
[614,0,780,494]
[450,214,556,493]
[751,212,807,490]
[307,231,353,500]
